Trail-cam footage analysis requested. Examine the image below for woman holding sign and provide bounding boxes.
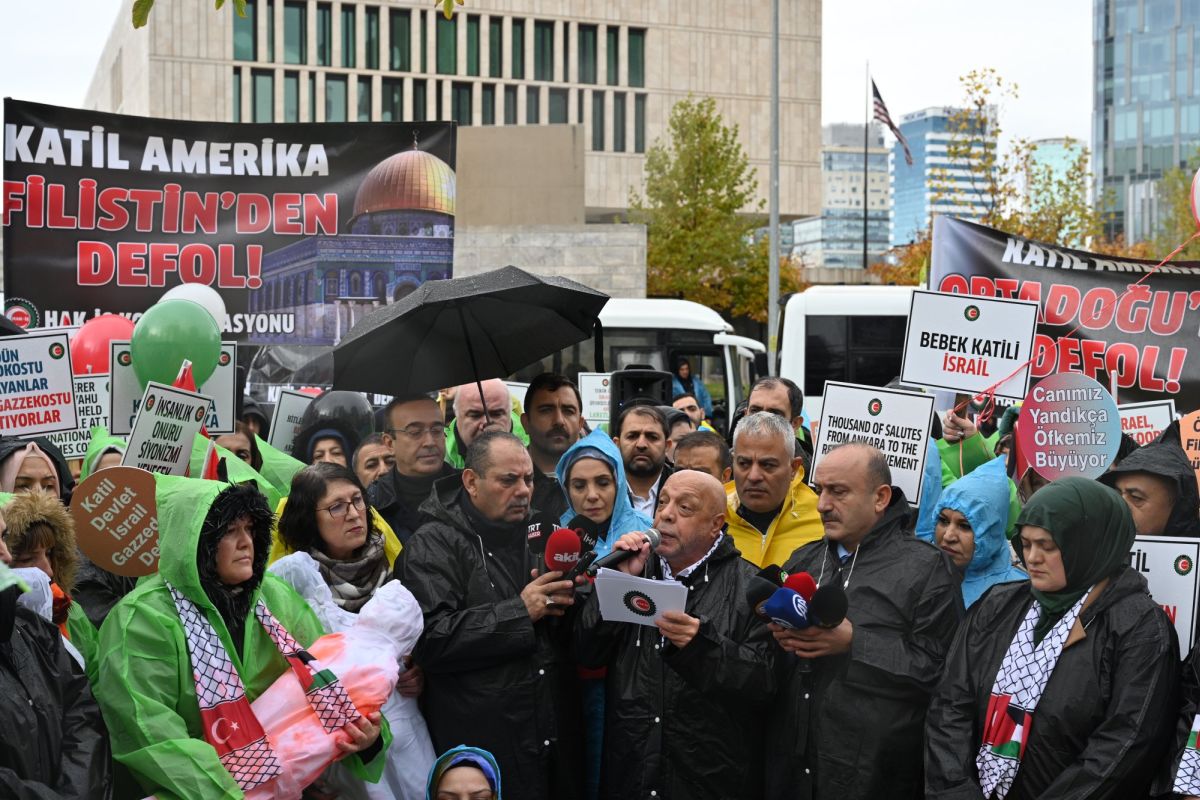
[925,478,1179,799]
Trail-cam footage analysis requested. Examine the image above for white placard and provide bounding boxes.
[900,290,1039,401]
[108,340,236,435]
[811,381,935,505]
[267,389,315,455]
[1119,400,1177,447]
[577,372,613,428]
[46,374,112,459]
[0,331,78,436]
[594,568,689,627]
[1132,535,1200,657]
[122,382,211,475]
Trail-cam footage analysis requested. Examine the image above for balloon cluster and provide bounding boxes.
[69,284,227,388]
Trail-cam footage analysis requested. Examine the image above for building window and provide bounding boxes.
[419,10,427,71]
[526,85,540,123]
[634,92,647,153]
[511,19,525,79]
[534,21,554,80]
[592,91,605,150]
[265,0,275,61]
[358,76,372,120]
[233,0,256,60]
[453,82,472,124]
[488,18,502,77]
[578,24,597,84]
[436,14,457,74]
[253,69,273,122]
[316,3,332,66]
[466,16,480,76]
[365,7,380,69]
[326,74,347,121]
[606,27,619,85]
[308,72,316,120]
[613,91,626,151]
[284,71,300,121]
[413,79,428,121]
[390,9,411,70]
[628,29,646,87]
[504,84,518,124]
[381,77,402,120]
[481,83,495,124]
[232,70,242,121]
[341,6,356,68]
[549,88,568,123]
[577,89,584,123]
[283,1,306,64]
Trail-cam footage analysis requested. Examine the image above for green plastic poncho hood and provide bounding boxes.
[81,426,127,480]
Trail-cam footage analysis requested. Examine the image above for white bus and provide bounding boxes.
[779,285,914,419]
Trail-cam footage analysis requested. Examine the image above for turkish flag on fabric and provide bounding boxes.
[172,360,210,438]
[173,359,219,478]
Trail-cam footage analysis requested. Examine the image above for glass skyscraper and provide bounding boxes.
[1094,0,1200,240]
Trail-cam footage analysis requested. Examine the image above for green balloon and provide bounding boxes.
[131,299,222,388]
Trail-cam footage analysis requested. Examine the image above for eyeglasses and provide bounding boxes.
[388,423,447,440]
[319,494,366,519]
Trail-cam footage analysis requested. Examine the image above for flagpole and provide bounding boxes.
[767,0,780,375]
[863,62,870,271]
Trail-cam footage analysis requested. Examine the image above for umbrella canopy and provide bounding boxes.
[0,316,28,337]
[331,265,609,396]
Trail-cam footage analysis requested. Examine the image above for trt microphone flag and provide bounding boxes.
[872,79,913,166]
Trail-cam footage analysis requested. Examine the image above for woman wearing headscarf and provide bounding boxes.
[426,746,502,800]
[80,426,126,479]
[0,436,70,501]
[931,456,1027,608]
[670,357,713,419]
[93,476,388,799]
[274,462,432,800]
[925,478,1179,799]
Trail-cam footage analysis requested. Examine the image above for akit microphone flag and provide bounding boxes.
[544,528,583,573]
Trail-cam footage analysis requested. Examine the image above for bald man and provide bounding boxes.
[445,378,530,469]
[575,470,776,799]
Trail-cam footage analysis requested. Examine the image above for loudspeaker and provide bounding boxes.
[608,367,673,430]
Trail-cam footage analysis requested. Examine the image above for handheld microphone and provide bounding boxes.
[783,572,817,601]
[544,528,584,573]
[747,576,781,618]
[584,528,662,577]
[757,564,786,587]
[762,587,811,630]
[526,519,550,573]
[809,583,848,628]
[566,514,602,553]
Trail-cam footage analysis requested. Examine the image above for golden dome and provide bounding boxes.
[353,146,456,217]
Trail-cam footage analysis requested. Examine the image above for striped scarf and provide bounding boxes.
[168,582,359,791]
[1174,716,1200,794]
[976,591,1090,799]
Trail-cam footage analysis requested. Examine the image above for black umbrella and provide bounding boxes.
[331,265,609,398]
[0,316,28,336]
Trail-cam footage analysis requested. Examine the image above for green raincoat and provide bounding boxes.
[253,435,306,500]
[443,413,529,469]
[188,433,283,509]
[81,426,127,480]
[93,476,389,799]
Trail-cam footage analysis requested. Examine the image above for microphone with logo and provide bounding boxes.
[761,572,818,629]
[526,518,551,575]
[583,528,662,577]
[747,564,786,618]
[544,528,584,575]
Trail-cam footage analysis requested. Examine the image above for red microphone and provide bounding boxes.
[544,528,583,574]
[783,571,817,601]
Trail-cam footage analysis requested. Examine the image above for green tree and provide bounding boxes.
[629,95,803,323]
[1153,156,1200,259]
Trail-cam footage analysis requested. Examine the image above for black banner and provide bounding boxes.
[3,100,456,345]
[930,216,1200,411]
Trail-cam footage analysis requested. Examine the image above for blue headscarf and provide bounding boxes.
[426,745,502,799]
[915,437,946,542]
[555,429,652,559]
[936,455,1027,607]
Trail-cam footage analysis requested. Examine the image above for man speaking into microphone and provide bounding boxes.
[575,470,776,799]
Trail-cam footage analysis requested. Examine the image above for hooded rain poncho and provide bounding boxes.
[554,429,652,558]
[1099,436,1200,536]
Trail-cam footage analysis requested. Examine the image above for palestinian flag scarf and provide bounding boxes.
[1173,716,1200,793]
[976,590,1090,799]
[168,582,359,791]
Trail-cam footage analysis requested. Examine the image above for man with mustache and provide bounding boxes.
[367,393,460,545]
[612,404,673,517]
[521,373,583,522]
[401,430,584,800]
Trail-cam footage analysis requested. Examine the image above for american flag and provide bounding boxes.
[872,80,913,166]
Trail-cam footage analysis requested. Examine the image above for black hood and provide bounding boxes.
[1099,438,1200,536]
[196,482,275,629]
[0,435,75,504]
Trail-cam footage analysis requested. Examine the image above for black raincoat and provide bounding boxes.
[367,461,460,546]
[400,476,582,800]
[574,534,776,799]
[1099,438,1200,536]
[926,566,1179,799]
[767,490,963,800]
[532,468,568,524]
[0,594,111,799]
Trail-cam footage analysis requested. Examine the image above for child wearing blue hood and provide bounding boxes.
[426,745,501,800]
[932,455,1027,607]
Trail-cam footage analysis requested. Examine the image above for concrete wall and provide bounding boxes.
[455,224,646,297]
[456,125,586,225]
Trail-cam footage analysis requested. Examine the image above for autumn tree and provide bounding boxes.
[629,95,804,322]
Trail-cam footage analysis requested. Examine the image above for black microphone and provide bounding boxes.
[566,514,602,554]
[808,583,848,628]
[584,528,662,577]
[526,517,554,574]
[747,575,780,618]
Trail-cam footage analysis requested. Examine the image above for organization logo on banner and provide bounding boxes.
[218,351,232,367]
[868,398,884,417]
[623,590,657,617]
[117,350,132,367]
[964,304,981,321]
[1177,555,1194,576]
[5,297,39,328]
[48,342,65,359]
[144,394,157,411]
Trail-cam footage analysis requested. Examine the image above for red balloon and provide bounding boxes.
[71,314,136,375]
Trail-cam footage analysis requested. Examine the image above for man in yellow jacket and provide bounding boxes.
[725,412,824,568]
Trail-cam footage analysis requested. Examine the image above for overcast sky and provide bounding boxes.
[1,0,1094,145]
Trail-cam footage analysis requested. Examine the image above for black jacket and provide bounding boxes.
[532,468,568,523]
[575,534,776,800]
[767,491,963,800]
[926,566,1179,800]
[368,461,460,546]
[401,477,582,800]
[0,599,112,799]
[1161,640,1200,796]
[1099,438,1200,536]
[71,554,138,629]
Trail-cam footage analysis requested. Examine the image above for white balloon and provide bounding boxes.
[162,283,228,331]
